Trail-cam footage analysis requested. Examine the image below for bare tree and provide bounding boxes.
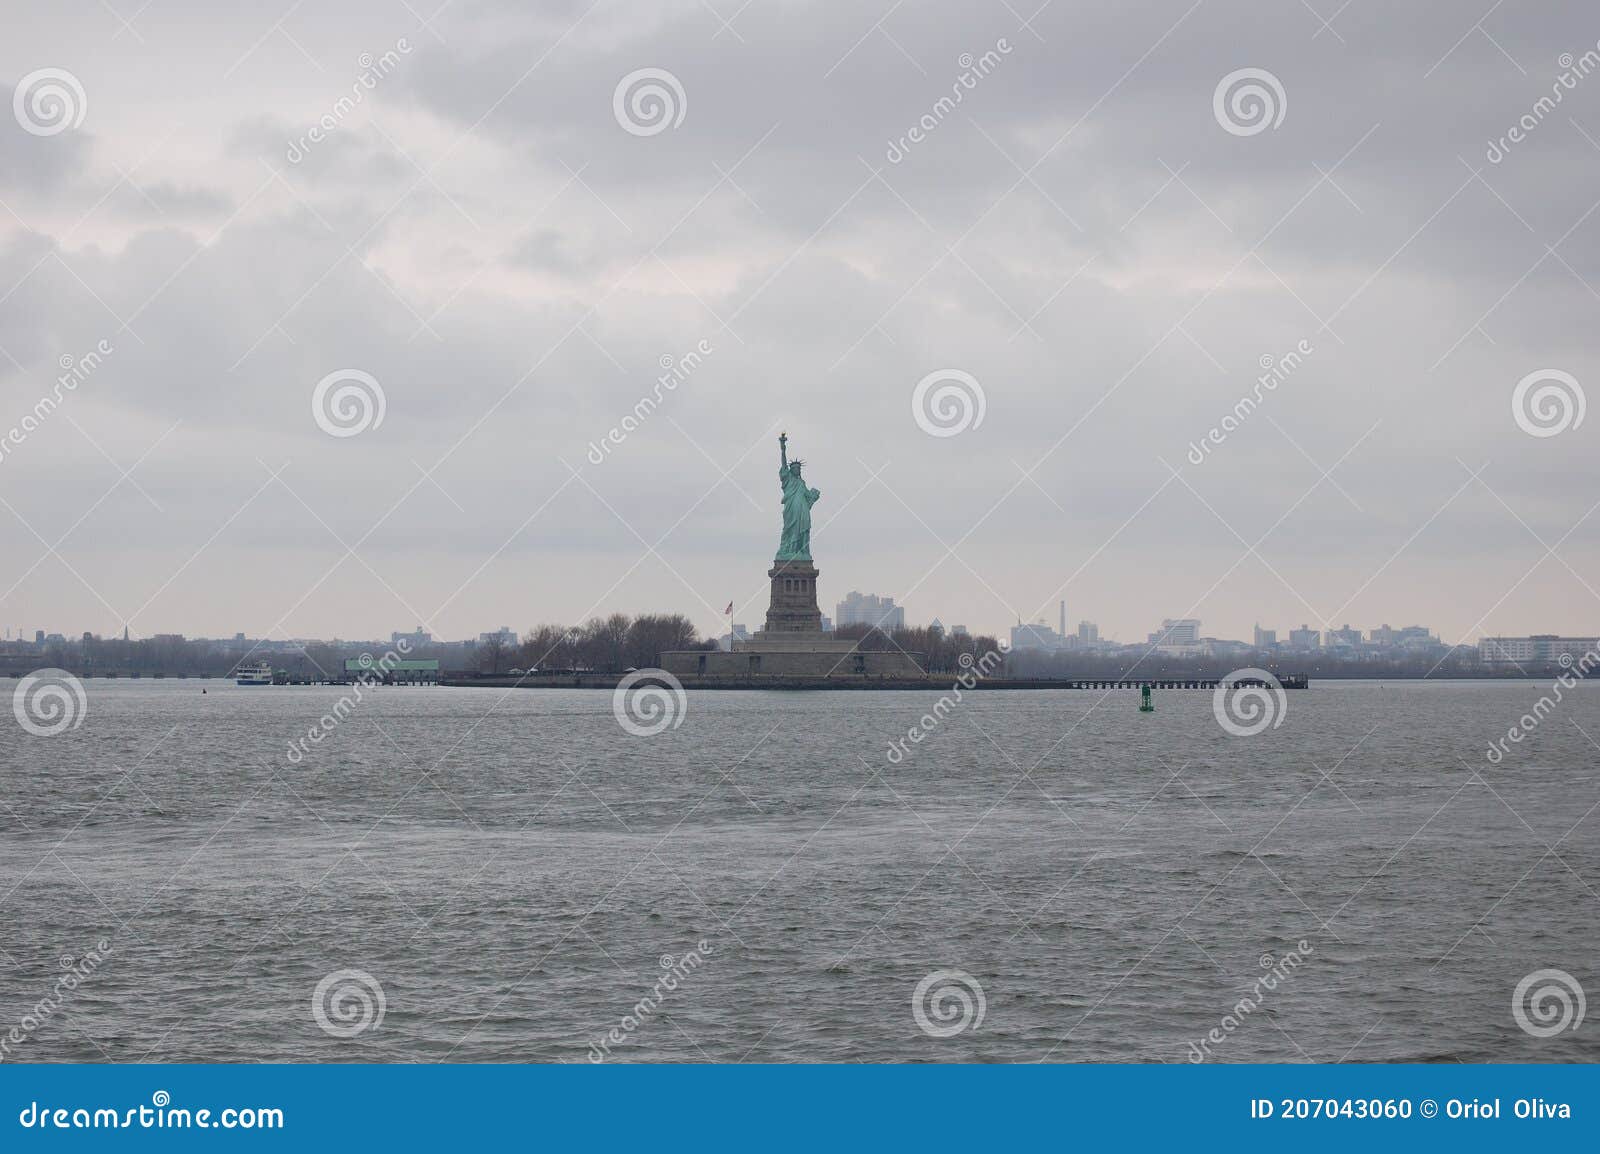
[624,613,699,667]
[575,613,631,671]
[480,634,509,674]
[834,622,1003,674]
[519,624,573,671]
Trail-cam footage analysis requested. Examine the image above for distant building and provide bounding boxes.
[836,591,904,630]
[34,630,44,645]
[820,616,833,633]
[951,624,970,638]
[1152,618,1200,645]
[1148,618,1200,646]
[1077,620,1099,643]
[478,627,518,647]
[1376,625,1436,649]
[1287,624,1321,650]
[719,624,751,651]
[1010,620,1067,651]
[1480,637,1537,663]
[1326,623,1362,648]
[1480,635,1599,664]
[253,639,303,653]
[1145,618,1202,656]
[392,627,434,648]
[1253,624,1277,649]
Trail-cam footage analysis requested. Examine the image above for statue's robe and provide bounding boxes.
[777,467,820,559]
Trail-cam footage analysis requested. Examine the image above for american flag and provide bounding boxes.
[724,601,734,615]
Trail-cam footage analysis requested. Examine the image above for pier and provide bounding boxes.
[443,673,1311,691]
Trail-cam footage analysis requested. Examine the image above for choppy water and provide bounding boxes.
[1,678,1597,1063]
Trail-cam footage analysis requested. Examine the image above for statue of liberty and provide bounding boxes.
[775,432,820,560]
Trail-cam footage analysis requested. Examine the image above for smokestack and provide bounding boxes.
[1059,601,1065,638]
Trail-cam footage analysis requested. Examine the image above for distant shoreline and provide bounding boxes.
[2,669,1581,687]
[443,668,1581,689]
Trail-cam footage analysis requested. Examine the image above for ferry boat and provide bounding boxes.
[234,661,274,686]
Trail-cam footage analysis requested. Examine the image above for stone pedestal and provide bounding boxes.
[762,558,822,634]
[649,512,928,675]
[657,549,927,681]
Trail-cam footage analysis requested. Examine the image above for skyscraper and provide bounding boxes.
[1287,624,1321,649]
[835,591,905,630]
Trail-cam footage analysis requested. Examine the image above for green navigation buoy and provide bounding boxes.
[1139,684,1154,712]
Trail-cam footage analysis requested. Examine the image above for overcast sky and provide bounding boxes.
[2,0,1597,646]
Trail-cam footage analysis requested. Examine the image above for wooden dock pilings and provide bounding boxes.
[1049,675,1308,690]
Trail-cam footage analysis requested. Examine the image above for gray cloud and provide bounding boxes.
[0,0,1596,644]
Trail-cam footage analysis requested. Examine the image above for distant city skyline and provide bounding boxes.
[6,613,1590,656]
